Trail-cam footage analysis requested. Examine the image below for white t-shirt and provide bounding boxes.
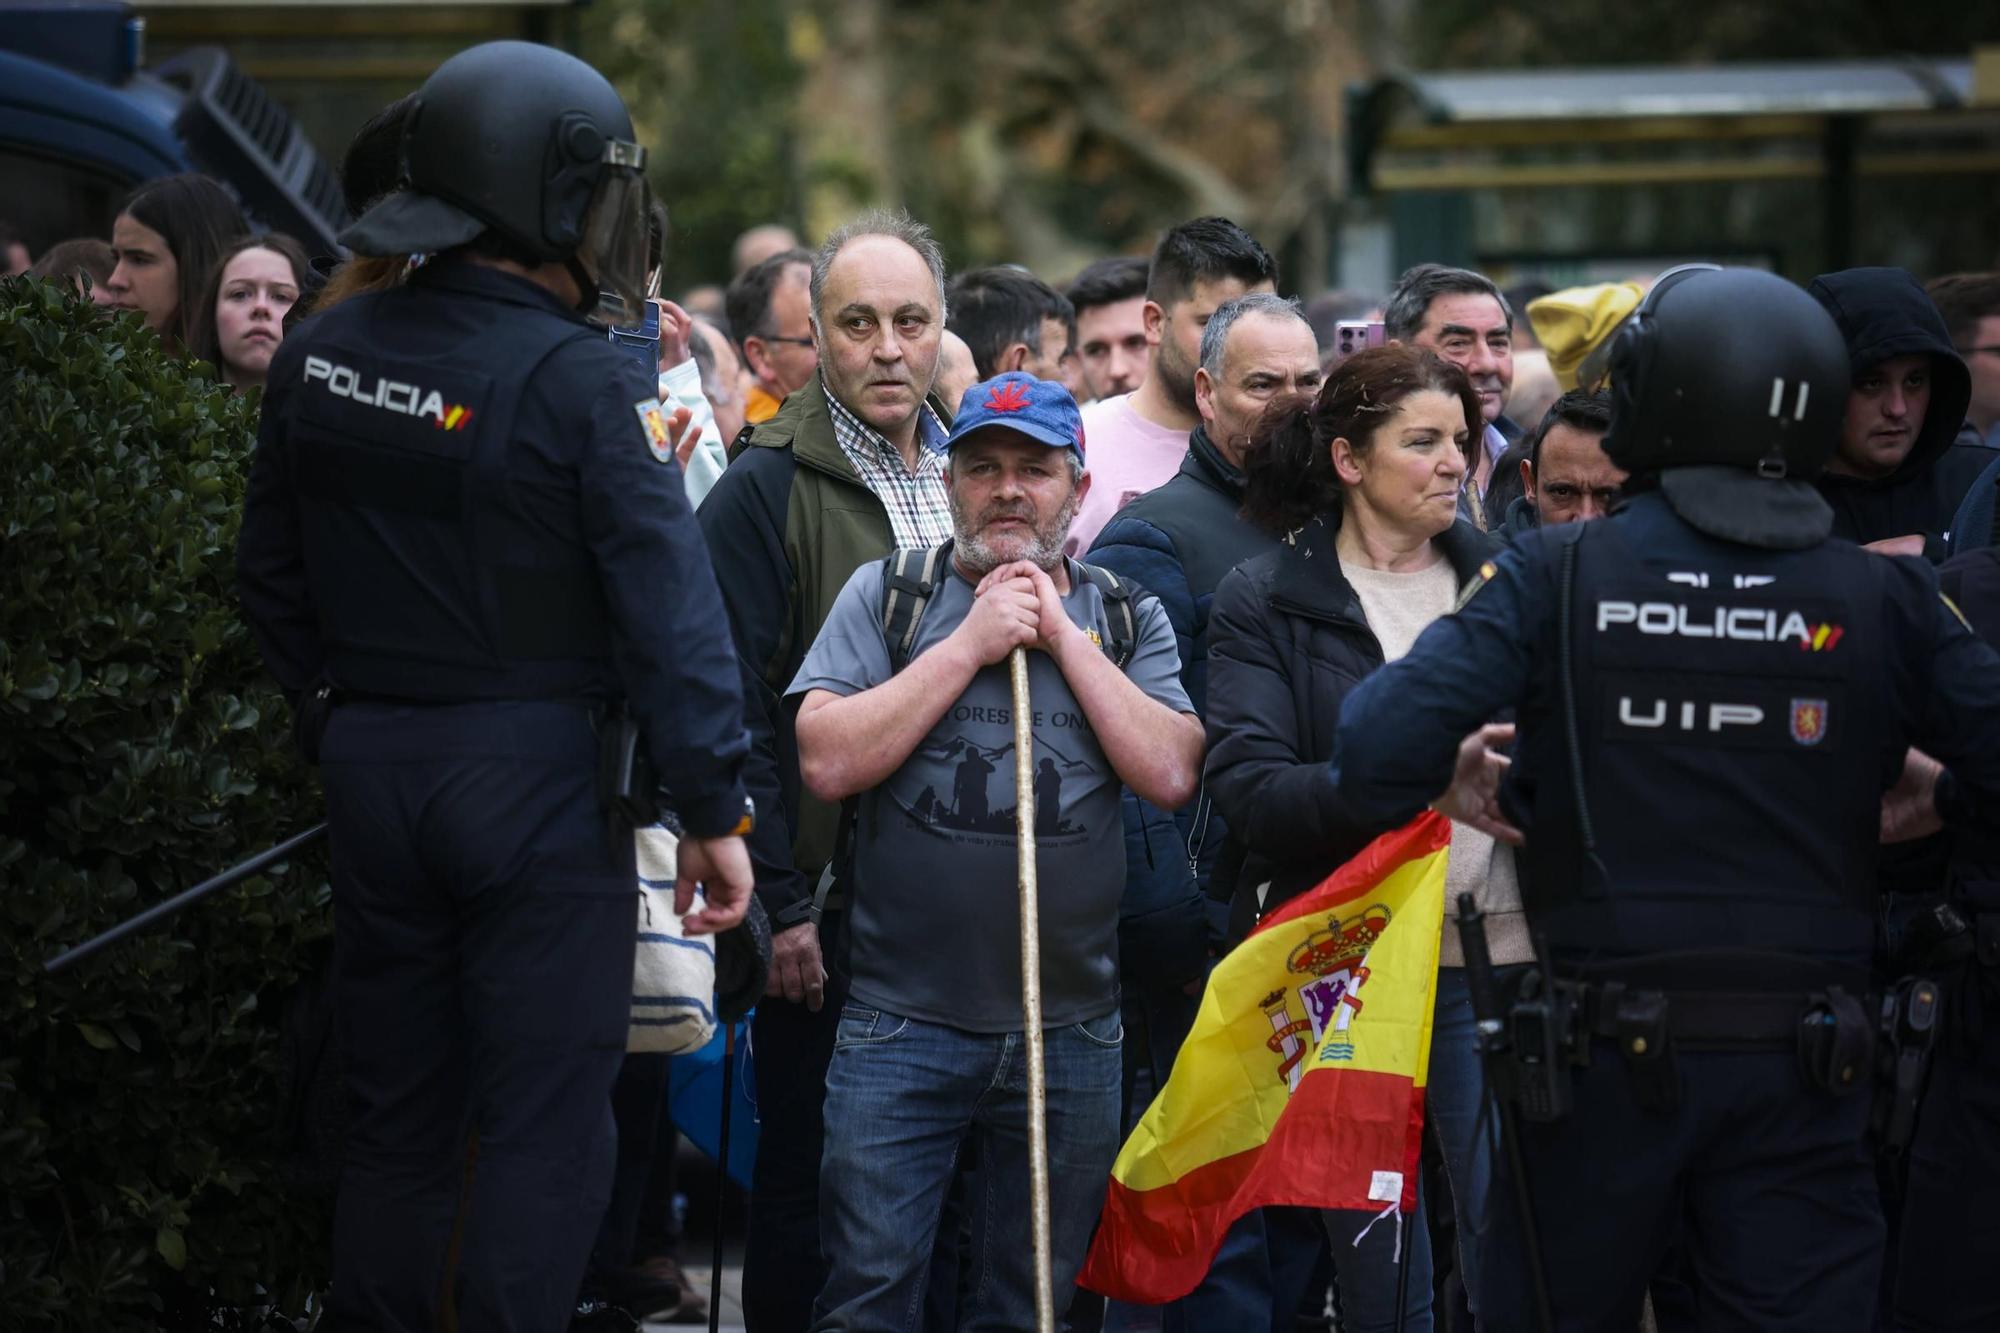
[1341,554,1530,966]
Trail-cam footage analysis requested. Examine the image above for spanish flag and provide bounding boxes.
[1079,812,1449,1303]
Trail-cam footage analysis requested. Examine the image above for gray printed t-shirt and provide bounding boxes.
[788,556,1191,1032]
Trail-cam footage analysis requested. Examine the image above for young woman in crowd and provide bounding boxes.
[102,173,247,352]
[1203,345,1515,1332]
[193,233,312,392]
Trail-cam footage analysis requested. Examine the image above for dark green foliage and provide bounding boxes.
[0,276,331,1326]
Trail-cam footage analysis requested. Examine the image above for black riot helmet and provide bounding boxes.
[340,41,654,324]
[1600,266,1850,549]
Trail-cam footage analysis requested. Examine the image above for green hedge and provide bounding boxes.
[0,276,331,1327]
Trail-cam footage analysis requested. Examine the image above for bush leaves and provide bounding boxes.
[1,276,331,1325]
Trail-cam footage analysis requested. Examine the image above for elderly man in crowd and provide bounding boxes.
[792,371,1201,1329]
[698,209,958,1332]
[1385,262,1522,526]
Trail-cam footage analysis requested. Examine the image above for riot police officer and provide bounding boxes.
[237,42,753,1332]
[1322,267,2000,1331]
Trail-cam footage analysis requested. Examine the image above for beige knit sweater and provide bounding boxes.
[1340,557,1534,967]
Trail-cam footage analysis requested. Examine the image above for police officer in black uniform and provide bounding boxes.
[1321,267,2000,1331]
[237,41,753,1332]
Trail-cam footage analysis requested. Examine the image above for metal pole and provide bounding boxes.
[43,822,329,974]
[1010,647,1055,1333]
[1393,1206,1412,1333]
[709,1020,735,1333]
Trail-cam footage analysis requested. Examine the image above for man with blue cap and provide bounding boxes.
[787,372,1205,1328]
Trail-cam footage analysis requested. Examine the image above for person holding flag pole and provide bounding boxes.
[789,373,1202,1329]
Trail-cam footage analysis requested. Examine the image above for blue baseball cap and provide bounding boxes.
[942,373,1086,460]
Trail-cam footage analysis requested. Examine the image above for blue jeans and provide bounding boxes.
[1320,1176,1433,1332]
[814,1005,1124,1332]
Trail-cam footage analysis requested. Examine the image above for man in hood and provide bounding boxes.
[1808,267,1981,561]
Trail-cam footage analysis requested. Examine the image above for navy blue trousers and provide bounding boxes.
[1479,1047,1883,1332]
[319,701,633,1332]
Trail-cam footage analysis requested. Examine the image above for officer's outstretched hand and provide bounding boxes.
[1433,723,1523,846]
[1882,747,1945,844]
[675,834,754,935]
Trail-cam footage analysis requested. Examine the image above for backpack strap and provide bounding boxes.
[1074,560,1140,669]
[880,543,1143,672]
[880,540,953,673]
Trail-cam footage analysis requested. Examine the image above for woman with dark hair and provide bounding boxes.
[1204,345,1514,1332]
[193,232,312,391]
[102,173,247,351]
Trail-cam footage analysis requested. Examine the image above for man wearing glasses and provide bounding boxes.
[727,246,821,426]
[1929,273,2000,450]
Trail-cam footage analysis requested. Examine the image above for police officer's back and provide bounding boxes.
[236,42,752,1332]
[1326,268,2000,1331]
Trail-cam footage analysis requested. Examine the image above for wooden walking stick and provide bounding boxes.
[1009,646,1056,1333]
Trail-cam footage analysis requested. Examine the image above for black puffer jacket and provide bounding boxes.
[1203,512,1499,935]
[1807,267,1983,560]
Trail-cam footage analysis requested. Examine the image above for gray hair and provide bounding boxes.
[1382,263,1512,343]
[1199,292,1310,377]
[809,208,948,334]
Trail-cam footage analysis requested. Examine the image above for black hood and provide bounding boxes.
[1807,266,1973,485]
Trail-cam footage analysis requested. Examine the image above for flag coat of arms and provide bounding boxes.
[1079,812,1449,1304]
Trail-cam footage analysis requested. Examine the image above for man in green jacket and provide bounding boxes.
[696,208,956,1331]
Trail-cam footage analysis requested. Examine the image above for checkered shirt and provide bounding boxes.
[823,379,955,549]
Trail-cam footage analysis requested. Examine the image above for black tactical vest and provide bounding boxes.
[1518,513,1896,970]
[280,280,615,700]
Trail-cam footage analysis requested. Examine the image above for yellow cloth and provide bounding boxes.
[1529,282,1644,390]
[744,383,781,424]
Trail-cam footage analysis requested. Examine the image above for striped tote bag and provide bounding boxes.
[629,824,719,1054]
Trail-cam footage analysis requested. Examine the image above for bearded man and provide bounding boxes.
[789,372,1203,1329]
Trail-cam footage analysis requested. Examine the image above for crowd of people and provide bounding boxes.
[12,35,2000,1333]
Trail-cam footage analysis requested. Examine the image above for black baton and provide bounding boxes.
[43,823,329,974]
[1458,891,1555,1333]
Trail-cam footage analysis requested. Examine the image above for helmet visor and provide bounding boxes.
[580,144,652,326]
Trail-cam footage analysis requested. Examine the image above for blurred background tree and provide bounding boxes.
[581,0,1402,288]
[576,0,2000,291]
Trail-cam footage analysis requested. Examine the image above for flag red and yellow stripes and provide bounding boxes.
[1079,812,1449,1305]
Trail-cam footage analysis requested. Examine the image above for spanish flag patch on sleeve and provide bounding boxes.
[1452,560,1500,613]
[635,398,674,463]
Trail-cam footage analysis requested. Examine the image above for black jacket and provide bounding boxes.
[1499,492,1540,544]
[1203,512,1499,933]
[1808,267,1984,559]
[238,259,750,833]
[1089,428,1276,982]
